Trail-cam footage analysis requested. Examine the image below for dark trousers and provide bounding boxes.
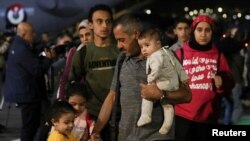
[175,115,209,141]
[19,102,41,141]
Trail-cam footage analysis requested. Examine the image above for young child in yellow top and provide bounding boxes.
[48,100,77,141]
[47,82,95,141]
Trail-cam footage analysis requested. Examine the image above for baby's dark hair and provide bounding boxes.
[66,82,90,101]
[50,100,76,122]
[139,28,162,42]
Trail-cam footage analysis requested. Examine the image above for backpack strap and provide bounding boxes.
[162,48,175,66]
[79,46,87,78]
[85,114,94,136]
[70,46,86,83]
[180,48,184,64]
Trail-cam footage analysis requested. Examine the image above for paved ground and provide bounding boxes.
[0,103,21,141]
[1,101,250,141]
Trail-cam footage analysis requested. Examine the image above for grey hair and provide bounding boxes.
[114,14,143,35]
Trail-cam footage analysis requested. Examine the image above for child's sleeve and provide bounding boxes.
[88,119,95,135]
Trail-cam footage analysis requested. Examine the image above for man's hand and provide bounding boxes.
[88,133,102,141]
[5,36,12,42]
[140,81,192,104]
[44,48,55,59]
[140,82,162,100]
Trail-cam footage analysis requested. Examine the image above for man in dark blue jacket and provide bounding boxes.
[4,22,53,141]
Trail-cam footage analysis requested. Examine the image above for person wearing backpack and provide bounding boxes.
[56,19,93,100]
[174,15,235,141]
[69,4,119,141]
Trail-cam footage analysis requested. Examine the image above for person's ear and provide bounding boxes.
[134,30,140,39]
[51,118,57,126]
[156,40,161,45]
[88,22,93,30]
[173,28,177,35]
[21,33,25,38]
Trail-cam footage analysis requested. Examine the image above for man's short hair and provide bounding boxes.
[88,4,113,23]
[173,18,191,28]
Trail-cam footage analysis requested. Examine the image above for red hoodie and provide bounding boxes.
[175,42,233,123]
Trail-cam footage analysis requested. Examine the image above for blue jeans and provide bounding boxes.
[231,83,243,124]
[222,97,233,125]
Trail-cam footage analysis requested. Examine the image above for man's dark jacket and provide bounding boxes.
[4,36,50,103]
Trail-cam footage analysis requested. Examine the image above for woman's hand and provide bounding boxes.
[214,75,222,89]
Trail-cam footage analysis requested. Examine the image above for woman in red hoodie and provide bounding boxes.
[174,15,234,141]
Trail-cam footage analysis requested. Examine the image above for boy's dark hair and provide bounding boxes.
[34,100,75,141]
[88,4,113,23]
[66,82,90,100]
[173,18,191,28]
[50,100,76,122]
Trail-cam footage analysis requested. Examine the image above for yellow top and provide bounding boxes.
[48,131,77,141]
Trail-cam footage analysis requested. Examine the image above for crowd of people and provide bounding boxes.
[0,3,250,141]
